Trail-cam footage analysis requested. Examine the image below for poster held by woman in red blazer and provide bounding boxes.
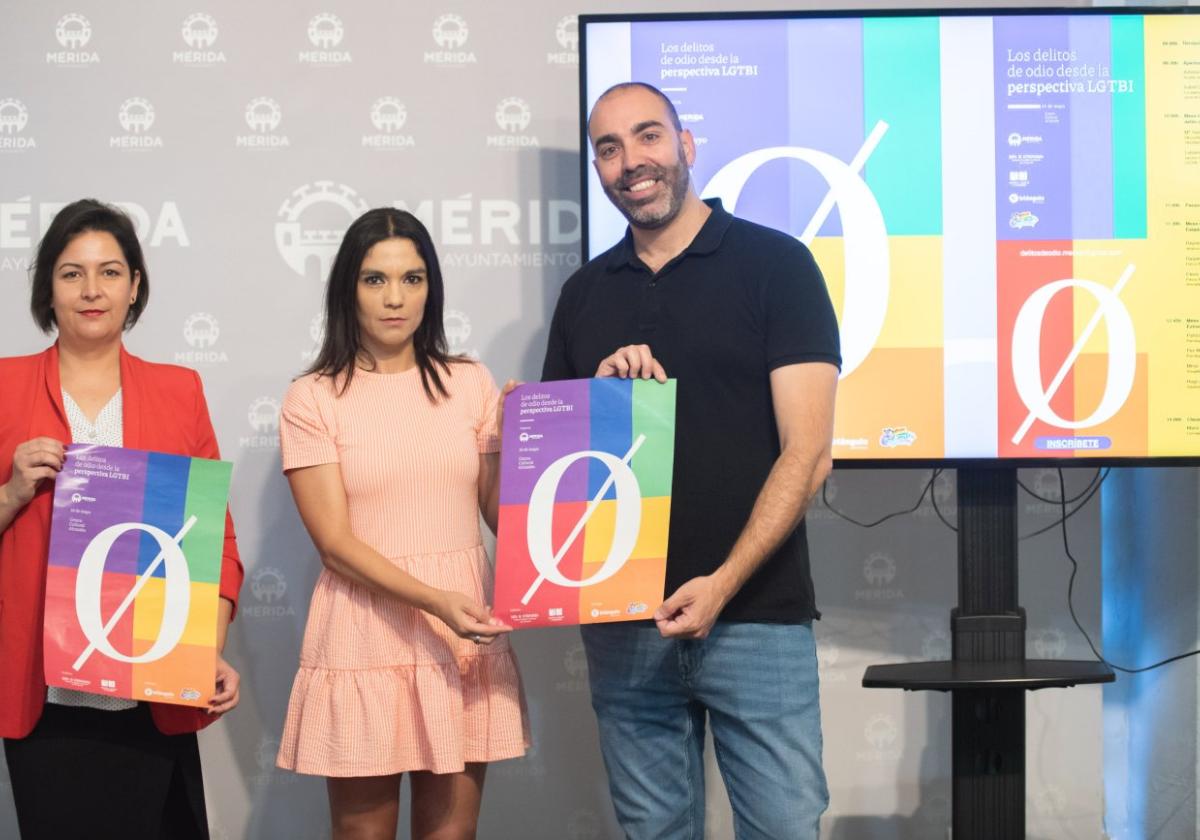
[0,200,244,840]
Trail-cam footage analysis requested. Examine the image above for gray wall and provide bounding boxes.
[1,2,1191,838]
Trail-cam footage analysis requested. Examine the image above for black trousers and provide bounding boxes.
[3,703,208,840]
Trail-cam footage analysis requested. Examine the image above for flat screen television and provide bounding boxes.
[580,7,1200,467]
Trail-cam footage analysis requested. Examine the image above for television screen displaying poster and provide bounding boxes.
[583,11,1200,463]
[44,444,232,708]
[494,378,676,628]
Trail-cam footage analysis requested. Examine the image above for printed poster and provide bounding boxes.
[44,444,232,708]
[494,378,676,628]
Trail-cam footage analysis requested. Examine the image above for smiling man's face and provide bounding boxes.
[589,86,695,231]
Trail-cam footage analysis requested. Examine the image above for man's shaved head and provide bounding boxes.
[589,82,682,133]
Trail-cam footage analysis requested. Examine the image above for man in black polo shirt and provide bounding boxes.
[542,81,840,839]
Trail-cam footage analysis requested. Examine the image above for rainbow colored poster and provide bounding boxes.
[43,444,232,708]
[494,379,676,628]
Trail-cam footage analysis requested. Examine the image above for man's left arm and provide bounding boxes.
[654,361,839,639]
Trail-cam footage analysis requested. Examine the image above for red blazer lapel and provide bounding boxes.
[32,343,70,444]
[118,345,143,447]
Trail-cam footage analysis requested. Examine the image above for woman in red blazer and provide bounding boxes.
[0,200,244,840]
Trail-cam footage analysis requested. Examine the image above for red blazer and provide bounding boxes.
[0,344,244,738]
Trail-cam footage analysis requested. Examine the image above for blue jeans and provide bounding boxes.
[582,621,828,840]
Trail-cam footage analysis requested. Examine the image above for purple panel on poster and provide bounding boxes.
[499,380,591,505]
[787,18,866,238]
[47,444,148,575]
[994,16,1073,241]
[1068,16,1114,239]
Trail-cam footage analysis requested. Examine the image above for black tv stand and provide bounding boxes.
[861,467,1113,838]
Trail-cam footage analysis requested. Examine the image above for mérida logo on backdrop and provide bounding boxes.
[173,13,226,66]
[275,181,369,279]
[547,15,578,65]
[299,13,351,65]
[110,97,163,150]
[0,99,35,151]
[241,397,281,450]
[47,13,99,66]
[362,97,415,150]
[426,13,476,66]
[176,313,229,365]
[237,97,290,150]
[487,98,539,149]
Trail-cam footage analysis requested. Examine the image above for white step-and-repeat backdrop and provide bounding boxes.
[1,3,1110,838]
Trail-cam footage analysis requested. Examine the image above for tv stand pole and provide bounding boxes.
[862,466,1113,838]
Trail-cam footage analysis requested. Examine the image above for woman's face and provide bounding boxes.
[355,236,429,367]
[51,230,140,349]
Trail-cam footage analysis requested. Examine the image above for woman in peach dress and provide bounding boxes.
[276,208,528,839]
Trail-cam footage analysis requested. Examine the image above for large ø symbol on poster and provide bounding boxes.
[522,438,645,605]
[1010,266,1136,444]
[700,123,890,379]
[72,518,195,669]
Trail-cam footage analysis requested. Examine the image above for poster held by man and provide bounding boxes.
[493,377,675,628]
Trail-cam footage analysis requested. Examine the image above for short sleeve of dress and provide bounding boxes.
[279,375,339,471]
[471,363,501,454]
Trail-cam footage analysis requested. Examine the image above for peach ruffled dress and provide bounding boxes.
[275,362,529,777]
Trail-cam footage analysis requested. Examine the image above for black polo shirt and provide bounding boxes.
[542,199,841,622]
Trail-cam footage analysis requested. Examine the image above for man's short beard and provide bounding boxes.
[606,150,690,230]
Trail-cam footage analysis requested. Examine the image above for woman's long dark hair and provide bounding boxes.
[306,208,460,400]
